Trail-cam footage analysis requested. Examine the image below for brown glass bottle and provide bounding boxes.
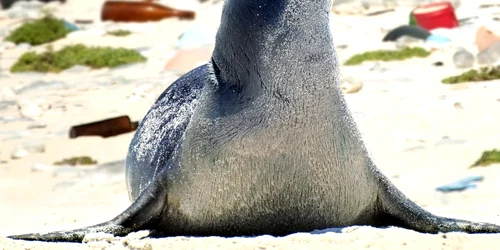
[69,115,139,139]
[101,1,196,22]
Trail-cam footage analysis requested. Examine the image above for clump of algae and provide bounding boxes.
[5,15,72,46]
[470,149,500,168]
[442,66,500,84]
[53,156,98,166]
[344,47,431,66]
[10,44,146,73]
[107,30,132,37]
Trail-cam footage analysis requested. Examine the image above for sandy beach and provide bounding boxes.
[1,0,500,249]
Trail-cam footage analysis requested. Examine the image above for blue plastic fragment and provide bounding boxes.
[426,34,451,43]
[177,25,217,49]
[436,175,484,193]
[63,20,79,32]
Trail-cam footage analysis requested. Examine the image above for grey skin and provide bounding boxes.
[8,0,500,242]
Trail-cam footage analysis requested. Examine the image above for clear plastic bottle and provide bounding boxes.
[452,48,474,68]
[477,42,500,65]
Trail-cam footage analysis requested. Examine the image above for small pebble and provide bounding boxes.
[27,122,47,129]
[123,230,150,241]
[24,142,46,153]
[30,163,55,172]
[340,76,363,94]
[336,44,348,49]
[435,136,467,146]
[331,2,366,15]
[123,240,152,250]
[11,147,29,160]
[16,43,31,50]
[18,102,42,118]
[82,232,115,243]
[135,46,154,58]
[0,87,16,100]
[11,142,46,159]
[133,84,153,98]
[360,1,370,9]
[0,101,17,111]
[433,61,444,66]
[454,102,464,110]
[84,241,113,249]
[404,145,427,152]
[369,62,388,73]
[0,41,16,52]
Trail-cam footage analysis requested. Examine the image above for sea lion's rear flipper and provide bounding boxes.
[376,176,500,234]
[7,169,169,242]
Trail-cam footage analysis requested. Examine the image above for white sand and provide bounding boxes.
[1,0,500,249]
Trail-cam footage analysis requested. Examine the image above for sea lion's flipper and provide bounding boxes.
[7,168,169,242]
[376,175,500,233]
[7,64,212,243]
[6,223,129,243]
[125,64,208,200]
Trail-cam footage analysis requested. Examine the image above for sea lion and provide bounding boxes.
[8,0,500,242]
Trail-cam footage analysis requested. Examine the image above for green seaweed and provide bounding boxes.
[10,44,147,73]
[471,149,500,168]
[5,15,72,45]
[442,66,500,84]
[53,156,98,166]
[107,30,132,37]
[344,47,431,66]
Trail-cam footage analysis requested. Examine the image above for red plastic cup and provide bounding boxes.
[412,2,459,31]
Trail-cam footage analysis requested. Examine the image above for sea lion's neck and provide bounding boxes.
[212,0,339,106]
